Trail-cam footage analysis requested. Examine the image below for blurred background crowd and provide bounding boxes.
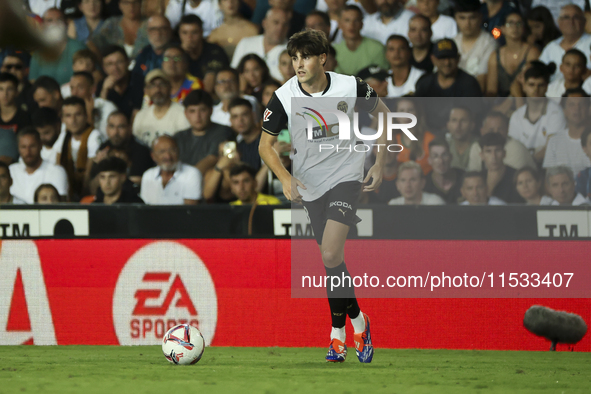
[1,0,590,207]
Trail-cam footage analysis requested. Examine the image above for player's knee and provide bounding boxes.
[321,249,342,267]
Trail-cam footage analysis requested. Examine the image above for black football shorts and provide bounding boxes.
[302,181,362,245]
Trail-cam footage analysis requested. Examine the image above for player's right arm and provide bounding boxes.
[259,93,306,203]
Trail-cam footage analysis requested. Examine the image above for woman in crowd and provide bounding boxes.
[260,79,281,108]
[68,0,105,43]
[487,12,540,98]
[237,54,270,101]
[34,184,61,204]
[514,167,553,205]
[527,6,562,50]
[393,98,435,175]
[90,0,149,59]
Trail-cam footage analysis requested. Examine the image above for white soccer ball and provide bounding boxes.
[162,323,205,365]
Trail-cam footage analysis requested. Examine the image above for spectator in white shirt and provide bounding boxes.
[69,71,117,140]
[514,166,554,205]
[508,62,566,163]
[543,90,591,176]
[210,67,259,127]
[388,161,446,205]
[453,0,497,90]
[361,0,415,45]
[0,162,25,204]
[546,165,590,205]
[140,135,202,205]
[539,4,591,82]
[468,111,536,172]
[546,49,587,100]
[384,35,425,97]
[165,0,222,35]
[460,171,506,205]
[31,107,65,165]
[231,8,289,82]
[9,127,69,203]
[416,0,457,41]
[132,69,190,146]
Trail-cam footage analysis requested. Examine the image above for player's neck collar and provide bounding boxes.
[297,72,331,97]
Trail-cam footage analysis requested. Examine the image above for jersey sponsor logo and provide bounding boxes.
[338,208,346,217]
[263,108,272,122]
[329,201,352,210]
[113,241,218,346]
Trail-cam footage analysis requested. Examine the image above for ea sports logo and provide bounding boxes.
[113,241,218,346]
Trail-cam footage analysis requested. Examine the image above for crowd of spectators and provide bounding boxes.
[1,0,591,207]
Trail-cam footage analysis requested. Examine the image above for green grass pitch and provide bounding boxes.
[0,346,590,393]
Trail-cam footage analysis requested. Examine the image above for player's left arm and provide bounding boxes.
[355,77,389,192]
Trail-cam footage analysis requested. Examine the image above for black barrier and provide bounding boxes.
[0,205,589,240]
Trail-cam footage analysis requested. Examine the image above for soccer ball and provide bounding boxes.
[162,324,205,365]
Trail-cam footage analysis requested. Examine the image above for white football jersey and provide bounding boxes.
[263,72,379,201]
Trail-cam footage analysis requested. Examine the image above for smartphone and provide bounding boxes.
[223,141,237,159]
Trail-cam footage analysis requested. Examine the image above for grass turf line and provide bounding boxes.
[0,347,590,393]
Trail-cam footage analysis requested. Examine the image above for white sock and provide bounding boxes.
[330,326,346,343]
[351,312,365,334]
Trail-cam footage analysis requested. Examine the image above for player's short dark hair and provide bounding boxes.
[17,126,41,143]
[524,61,555,83]
[183,89,213,108]
[32,76,61,95]
[228,97,253,112]
[562,48,587,67]
[102,45,129,61]
[96,156,128,174]
[32,107,61,128]
[63,96,86,111]
[179,14,203,29]
[229,163,257,179]
[479,132,506,149]
[513,166,541,186]
[0,72,19,88]
[386,35,411,50]
[428,136,450,152]
[34,183,59,203]
[306,10,330,27]
[72,71,94,85]
[581,124,591,148]
[287,30,330,59]
[215,67,239,84]
[461,171,485,186]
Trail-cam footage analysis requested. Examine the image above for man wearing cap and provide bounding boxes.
[385,35,425,97]
[1,49,34,111]
[414,38,482,97]
[132,69,190,147]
